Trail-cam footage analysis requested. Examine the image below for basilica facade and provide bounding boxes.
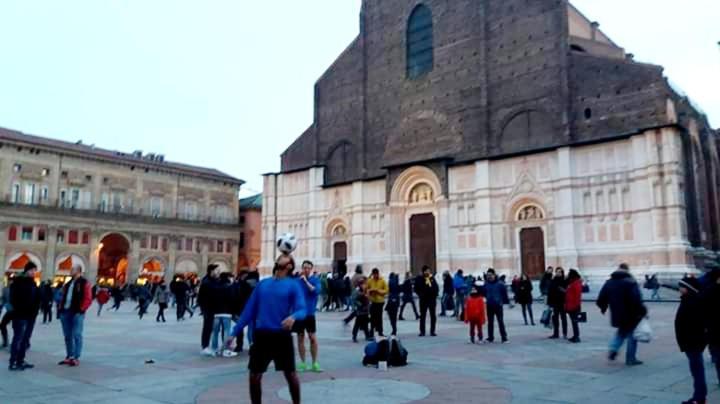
[261,1,719,280]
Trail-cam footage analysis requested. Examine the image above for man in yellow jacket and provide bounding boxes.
[367,268,388,338]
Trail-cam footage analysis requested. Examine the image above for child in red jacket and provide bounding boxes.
[464,285,486,344]
[565,269,583,343]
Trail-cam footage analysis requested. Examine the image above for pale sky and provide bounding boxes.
[0,1,718,197]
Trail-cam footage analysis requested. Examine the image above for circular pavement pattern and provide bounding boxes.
[277,378,431,403]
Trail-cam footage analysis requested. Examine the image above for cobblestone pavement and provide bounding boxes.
[0,301,718,403]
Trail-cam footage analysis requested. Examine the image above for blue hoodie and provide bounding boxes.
[298,275,320,316]
[453,273,467,294]
[232,276,306,335]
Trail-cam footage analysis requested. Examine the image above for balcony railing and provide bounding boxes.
[1,195,239,227]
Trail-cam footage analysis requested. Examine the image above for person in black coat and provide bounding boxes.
[702,269,720,387]
[198,264,220,355]
[231,271,255,352]
[415,266,439,337]
[399,272,419,320]
[547,267,568,339]
[675,277,708,404]
[539,267,553,297]
[517,274,535,326]
[8,262,41,371]
[39,281,54,324]
[440,271,454,317]
[597,263,647,366]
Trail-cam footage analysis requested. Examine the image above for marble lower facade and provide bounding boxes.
[261,127,718,280]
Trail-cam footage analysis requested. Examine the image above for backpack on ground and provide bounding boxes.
[388,339,408,367]
[362,339,389,367]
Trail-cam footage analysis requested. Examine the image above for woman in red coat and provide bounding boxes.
[564,269,583,343]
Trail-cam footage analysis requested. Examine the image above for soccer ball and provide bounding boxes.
[276,232,298,254]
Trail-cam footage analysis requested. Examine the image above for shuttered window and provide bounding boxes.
[407,5,433,79]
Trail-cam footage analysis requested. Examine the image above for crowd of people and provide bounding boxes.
[1,256,718,404]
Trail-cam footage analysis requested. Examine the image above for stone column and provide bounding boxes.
[201,239,209,271]
[45,226,58,281]
[167,235,178,282]
[129,233,142,283]
[231,242,239,273]
[0,225,7,279]
[88,231,101,281]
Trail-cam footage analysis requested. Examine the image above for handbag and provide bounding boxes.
[633,318,653,343]
[576,312,587,323]
[540,307,552,327]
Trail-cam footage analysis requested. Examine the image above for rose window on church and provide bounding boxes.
[409,183,434,204]
[517,205,544,221]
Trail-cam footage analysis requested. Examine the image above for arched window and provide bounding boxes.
[407,5,433,79]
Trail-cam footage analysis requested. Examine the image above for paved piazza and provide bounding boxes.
[1,302,718,403]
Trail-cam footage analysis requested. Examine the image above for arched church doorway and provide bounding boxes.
[409,213,436,275]
[98,233,130,286]
[333,242,348,277]
[520,228,545,279]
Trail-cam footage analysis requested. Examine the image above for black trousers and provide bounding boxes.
[419,298,437,335]
[568,310,580,339]
[369,302,384,337]
[201,312,214,349]
[552,308,568,337]
[1,311,14,346]
[386,302,399,336]
[157,304,167,322]
[176,298,187,320]
[521,303,534,325]
[400,298,419,319]
[487,305,507,341]
[42,305,53,323]
[352,314,370,340]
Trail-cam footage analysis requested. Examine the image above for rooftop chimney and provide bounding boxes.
[590,21,600,41]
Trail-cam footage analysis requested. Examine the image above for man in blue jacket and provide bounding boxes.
[227,254,306,404]
[453,269,467,320]
[484,269,509,343]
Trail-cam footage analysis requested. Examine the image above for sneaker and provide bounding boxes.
[569,337,581,344]
[608,351,618,361]
[20,362,35,370]
[223,350,238,358]
[418,333,426,337]
[311,362,323,373]
[626,360,643,366]
[485,339,494,343]
[430,333,438,337]
[58,358,72,366]
[548,335,559,339]
[501,339,509,344]
[68,359,79,367]
[297,362,307,372]
[201,348,214,357]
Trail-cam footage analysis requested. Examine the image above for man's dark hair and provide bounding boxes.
[618,263,630,271]
[207,264,219,275]
[355,265,363,275]
[457,269,464,275]
[24,261,37,273]
[486,268,496,275]
[422,265,431,273]
[371,268,380,275]
[302,260,314,268]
